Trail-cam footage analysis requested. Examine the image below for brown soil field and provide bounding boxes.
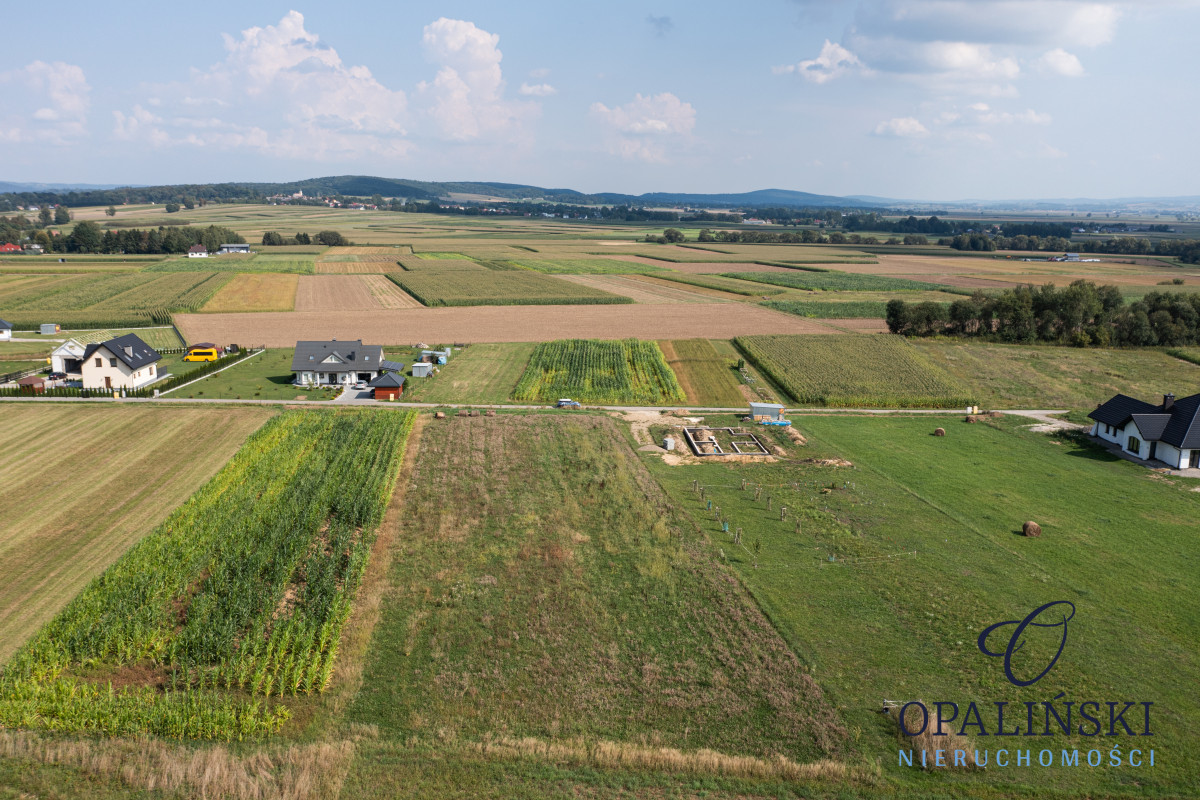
[624,274,751,301]
[818,318,891,333]
[324,246,407,255]
[201,273,299,312]
[0,405,273,663]
[176,305,842,346]
[295,275,384,311]
[361,274,422,308]
[836,254,1004,275]
[556,274,731,304]
[315,261,396,274]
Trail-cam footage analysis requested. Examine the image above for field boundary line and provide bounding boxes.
[157,349,265,396]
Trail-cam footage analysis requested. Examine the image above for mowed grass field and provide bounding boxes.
[342,415,854,797]
[659,338,747,406]
[737,334,972,408]
[644,414,1200,797]
[201,272,299,312]
[0,405,273,663]
[400,342,536,404]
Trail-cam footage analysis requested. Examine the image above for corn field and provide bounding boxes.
[0,408,416,741]
[735,334,973,408]
[0,272,233,328]
[513,338,686,405]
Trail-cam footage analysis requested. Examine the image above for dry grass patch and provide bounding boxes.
[202,272,299,312]
[295,275,384,311]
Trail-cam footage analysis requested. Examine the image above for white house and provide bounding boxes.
[0,318,11,342]
[1089,392,1200,469]
[81,333,163,391]
[51,339,88,376]
[187,244,208,258]
[291,339,384,386]
[218,243,251,254]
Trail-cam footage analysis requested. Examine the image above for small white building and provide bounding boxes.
[187,244,208,258]
[218,243,251,255]
[0,318,11,342]
[51,339,88,376]
[1089,392,1200,469]
[81,333,162,391]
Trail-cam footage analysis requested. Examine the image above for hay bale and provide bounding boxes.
[965,415,979,424]
[934,427,946,437]
[485,409,496,417]
[456,410,470,417]
[1022,521,1042,537]
[434,411,446,419]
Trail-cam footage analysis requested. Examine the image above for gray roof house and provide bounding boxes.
[0,318,11,342]
[292,339,385,386]
[1089,392,1200,469]
[81,333,163,391]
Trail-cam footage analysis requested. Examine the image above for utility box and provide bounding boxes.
[663,437,676,451]
[40,323,61,335]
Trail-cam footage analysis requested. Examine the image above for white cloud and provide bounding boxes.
[873,116,929,137]
[529,67,550,79]
[418,17,533,142]
[590,92,696,161]
[1037,48,1086,76]
[975,107,1052,125]
[0,61,90,144]
[1038,142,1068,158]
[519,82,557,97]
[774,40,866,83]
[113,11,410,160]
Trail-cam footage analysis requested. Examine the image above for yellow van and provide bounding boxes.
[183,345,220,363]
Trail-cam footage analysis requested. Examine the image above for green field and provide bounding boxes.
[913,341,1200,410]
[0,272,231,328]
[642,271,787,296]
[644,414,1200,797]
[737,334,972,408]
[145,254,316,274]
[763,298,891,318]
[512,258,668,275]
[386,269,631,306]
[660,339,747,406]
[0,408,415,740]
[725,270,954,293]
[513,338,687,405]
[400,342,535,404]
[343,415,853,796]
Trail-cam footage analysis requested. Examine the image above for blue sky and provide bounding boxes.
[1,1,1197,200]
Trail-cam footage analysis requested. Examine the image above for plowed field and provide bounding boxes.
[295,275,381,311]
[556,274,732,303]
[176,304,841,346]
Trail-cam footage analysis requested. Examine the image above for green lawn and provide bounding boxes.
[400,342,535,404]
[163,348,336,400]
[644,413,1200,798]
[659,339,746,406]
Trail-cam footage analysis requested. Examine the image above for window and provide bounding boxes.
[94,357,102,367]
[150,365,155,376]
[109,358,117,367]
[1127,436,1141,454]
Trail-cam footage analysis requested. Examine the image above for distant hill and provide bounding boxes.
[0,181,142,193]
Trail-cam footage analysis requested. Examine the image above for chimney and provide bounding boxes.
[1163,393,1176,411]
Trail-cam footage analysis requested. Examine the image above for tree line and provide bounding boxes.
[886,281,1200,347]
[56,223,245,254]
[261,230,349,246]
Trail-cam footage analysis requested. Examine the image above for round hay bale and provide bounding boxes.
[434,411,446,419]
[934,427,946,437]
[1022,521,1042,537]
[965,415,979,424]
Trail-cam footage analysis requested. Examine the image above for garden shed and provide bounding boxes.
[412,362,433,378]
[749,402,786,422]
[369,371,405,400]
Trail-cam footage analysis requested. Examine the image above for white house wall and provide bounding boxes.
[81,346,160,390]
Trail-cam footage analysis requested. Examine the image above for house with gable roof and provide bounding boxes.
[291,339,385,387]
[80,333,163,390]
[1089,391,1200,469]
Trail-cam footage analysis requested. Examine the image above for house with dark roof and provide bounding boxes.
[0,318,11,342]
[81,333,163,390]
[291,339,385,387]
[1089,392,1200,469]
[368,371,405,400]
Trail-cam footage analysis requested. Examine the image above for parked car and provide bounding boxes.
[353,381,367,390]
[556,398,582,408]
[48,371,67,381]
